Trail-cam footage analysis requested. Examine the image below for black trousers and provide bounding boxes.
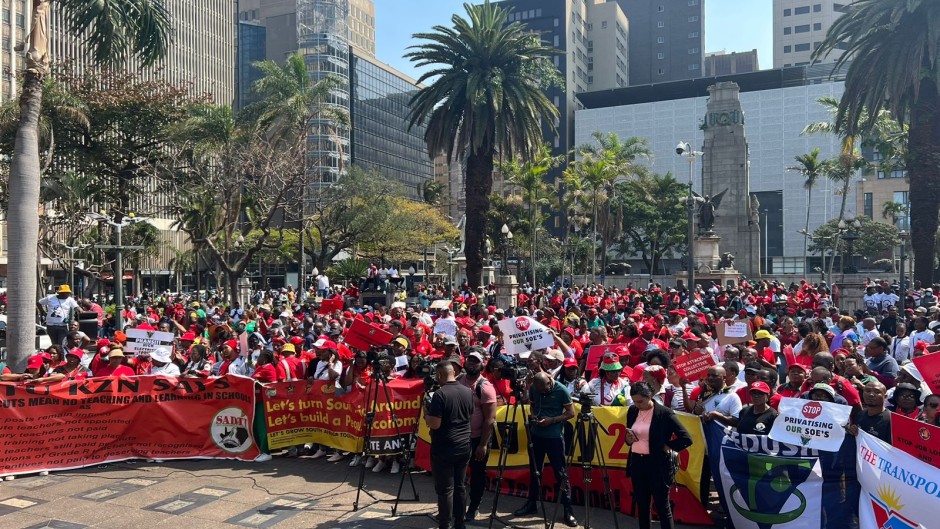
[526,435,571,507]
[631,453,674,529]
[468,437,487,510]
[432,446,472,529]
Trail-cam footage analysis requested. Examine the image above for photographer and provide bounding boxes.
[513,372,578,527]
[425,360,474,529]
[459,349,497,521]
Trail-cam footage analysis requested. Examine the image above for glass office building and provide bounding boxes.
[237,21,266,110]
[350,52,433,200]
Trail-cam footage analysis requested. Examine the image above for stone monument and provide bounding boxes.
[699,82,761,277]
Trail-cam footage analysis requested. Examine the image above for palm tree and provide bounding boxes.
[813,0,940,284]
[882,201,909,229]
[563,151,618,282]
[821,152,869,281]
[405,1,559,288]
[788,148,824,275]
[418,180,445,206]
[7,1,170,370]
[499,143,565,286]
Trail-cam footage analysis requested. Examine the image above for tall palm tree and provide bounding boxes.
[563,151,618,282]
[7,0,171,370]
[576,132,651,277]
[405,1,559,287]
[499,143,565,286]
[813,0,940,284]
[821,152,869,281]
[788,148,824,275]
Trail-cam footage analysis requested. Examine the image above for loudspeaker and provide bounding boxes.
[78,311,99,339]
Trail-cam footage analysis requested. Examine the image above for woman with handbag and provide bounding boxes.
[625,381,693,529]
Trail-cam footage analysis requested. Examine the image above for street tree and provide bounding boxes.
[613,173,688,276]
[788,148,824,272]
[810,216,900,272]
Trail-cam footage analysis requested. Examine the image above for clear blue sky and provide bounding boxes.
[374,0,773,81]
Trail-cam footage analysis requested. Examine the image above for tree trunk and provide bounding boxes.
[228,271,240,307]
[908,83,940,287]
[7,71,44,370]
[464,150,493,288]
[804,187,812,274]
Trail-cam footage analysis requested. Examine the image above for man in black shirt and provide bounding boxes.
[848,380,892,442]
[426,360,474,529]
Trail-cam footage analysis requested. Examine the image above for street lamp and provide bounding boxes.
[838,217,862,279]
[56,242,90,293]
[500,224,512,275]
[899,230,910,313]
[88,211,149,328]
[676,141,703,294]
[762,209,769,275]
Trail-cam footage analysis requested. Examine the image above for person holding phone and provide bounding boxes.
[625,382,693,529]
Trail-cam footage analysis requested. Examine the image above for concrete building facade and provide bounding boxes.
[773,0,850,68]
[614,0,704,86]
[575,66,855,277]
[704,49,759,77]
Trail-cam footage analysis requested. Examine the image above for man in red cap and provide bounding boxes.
[627,322,666,367]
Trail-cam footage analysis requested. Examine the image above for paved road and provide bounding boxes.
[0,454,720,529]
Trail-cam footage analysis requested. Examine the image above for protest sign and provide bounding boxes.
[318,298,343,315]
[890,411,940,469]
[585,344,616,373]
[0,375,258,477]
[414,407,713,525]
[717,320,753,346]
[261,378,423,455]
[769,397,851,452]
[858,430,939,529]
[673,351,716,381]
[390,301,406,310]
[344,318,393,351]
[497,317,554,355]
[912,353,940,394]
[124,328,175,356]
[429,299,451,310]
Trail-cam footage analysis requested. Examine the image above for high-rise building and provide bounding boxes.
[704,49,759,77]
[773,1,849,68]
[614,0,704,86]
[237,21,267,110]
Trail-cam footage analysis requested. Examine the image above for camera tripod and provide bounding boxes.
[488,389,549,529]
[352,368,420,514]
[547,400,620,529]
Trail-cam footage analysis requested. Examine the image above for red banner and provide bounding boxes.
[261,378,424,455]
[318,298,343,315]
[345,319,394,351]
[891,411,940,469]
[673,351,716,381]
[585,344,617,372]
[912,353,940,394]
[0,375,258,477]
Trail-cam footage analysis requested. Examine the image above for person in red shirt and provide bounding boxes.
[777,364,808,398]
[275,343,300,381]
[252,351,277,383]
[91,349,135,378]
[32,349,88,383]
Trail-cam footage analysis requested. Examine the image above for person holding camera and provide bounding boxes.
[426,360,474,529]
[625,381,693,529]
[513,372,578,527]
[459,348,497,521]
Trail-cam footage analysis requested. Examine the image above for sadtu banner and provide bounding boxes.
[414,405,713,525]
[858,430,939,529]
[261,378,423,455]
[0,375,258,477]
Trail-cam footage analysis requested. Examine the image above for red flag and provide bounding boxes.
[913,353,940,394]
[318,298,343,315]
[344,318,393,351]
[782,345,797,370]
[891,412,940,469]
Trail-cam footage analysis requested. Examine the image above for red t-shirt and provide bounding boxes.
[92,364,135,378]
[252,364,277,383]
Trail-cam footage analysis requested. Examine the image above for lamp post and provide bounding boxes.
[676,141,703,293]
[88,212,149,327]
[500,224,511,275]
[838,217,862,280]
[762,209,769,276]
[57,242,90,293]
[899,230,909,313]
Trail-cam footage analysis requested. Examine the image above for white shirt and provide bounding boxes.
[703,389,743,418]
[317,274,330,290]
[890,335,912,363]
[586,376,632,407]
[150,363,181,377]
[910,330,935,351]
[861,328,880,346]
[39,295,79,326]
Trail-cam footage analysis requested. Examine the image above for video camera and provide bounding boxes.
[413,356,441,395]
[575,390,598,414]
[366,346,394,371]
[498,357,530,393]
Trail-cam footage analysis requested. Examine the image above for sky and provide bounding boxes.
[374,0,774,81]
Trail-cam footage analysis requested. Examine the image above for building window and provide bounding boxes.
[658,5,664,12]
[536,8,542,16]
[601,21,607,29]
[688,0,699,5]
[586,23,592,31]
[814,22,822,31]
[554,35,560,47]
[784,45,792,53]
[688,32,699,38]
[813,4,822,12]
[587,75,593,83]
[688,64,699,70]
[688,16,699,22]
[795,43,811,52]
[554,17,559,27]
[863,193,873,219]
[658,21,664,28]
[2,9,8,23]
[688,47,699,54]
[15,13,24,27]
[657,52,664,59]
[784,8,791,16]
[587,40,593,52]
[784,27,792,35]
[657,36,665,43]
[795,24,810,33]
[795,6,810,15]
[658,68,665,75]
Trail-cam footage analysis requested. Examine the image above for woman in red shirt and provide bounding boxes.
[91,349,135,377]
[251,351,275,462]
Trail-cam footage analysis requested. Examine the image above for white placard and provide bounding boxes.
[724,322,750,338]
[124,329,176,357]
[497,317,554,356]
[768,397,851,452]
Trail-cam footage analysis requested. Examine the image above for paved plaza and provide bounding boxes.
[0,455,714,529]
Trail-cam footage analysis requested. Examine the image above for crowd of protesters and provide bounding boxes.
[1,274,938,526]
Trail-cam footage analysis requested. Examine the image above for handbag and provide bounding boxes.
[665,448,679,485]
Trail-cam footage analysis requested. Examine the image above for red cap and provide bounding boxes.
[487,305,496,314]
[640,322,657,334]
[224,339,239,350]
[749,381,771,394]
[313,338,338,350]
[563,358,578,368]
[26,355,44,370]
[67,348,84,359]
[290,336,305,346]
[272,337,286,346]
[644,365,667,384]
[180,331,196,342]
[96,338,111,348]
[477,325,492,334]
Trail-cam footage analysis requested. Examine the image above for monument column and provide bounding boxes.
[701,82,761,276]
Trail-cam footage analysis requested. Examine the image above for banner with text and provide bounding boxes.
[769,397,851,452]
[858,430,938,529]
[124,329,176,356]
[497,317,554,356]
[890,412,940,469]
[0,375,258,477]
[261,378,423,455]
[414,405,713,525]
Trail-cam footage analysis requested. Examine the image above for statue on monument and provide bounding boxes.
[692,189,728,234]
[749,194,761,226]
